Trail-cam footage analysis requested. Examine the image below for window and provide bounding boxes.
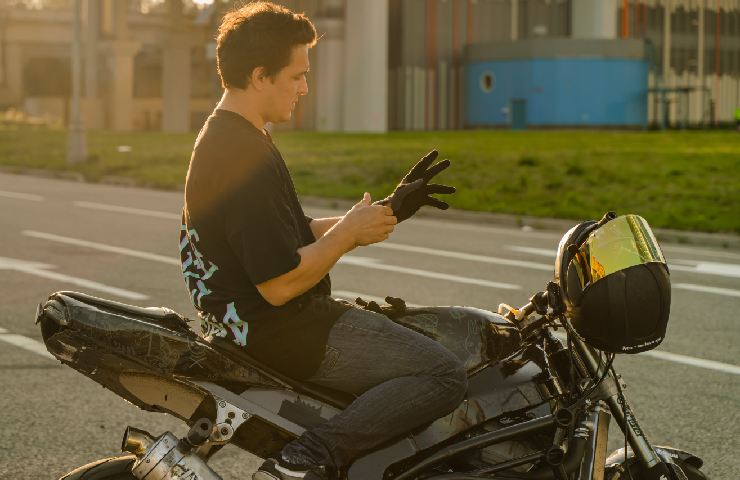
[480,71,495,93]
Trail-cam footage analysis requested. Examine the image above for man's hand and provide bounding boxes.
[355,295,409,320]
[256,194,394,306]
[331,192,397,249]
[376,150,455,223]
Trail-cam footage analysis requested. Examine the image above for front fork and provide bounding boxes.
[578,402,611,480]
[571,338,687,480]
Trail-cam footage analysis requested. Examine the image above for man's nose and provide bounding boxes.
[298,77,308,96]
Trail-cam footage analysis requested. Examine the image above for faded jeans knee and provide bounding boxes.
[434,352,469,413]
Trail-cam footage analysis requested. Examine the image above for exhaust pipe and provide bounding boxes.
[122,427,155,456]
[120,426,223,480]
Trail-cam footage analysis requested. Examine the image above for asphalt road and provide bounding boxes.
[0,172,738,479]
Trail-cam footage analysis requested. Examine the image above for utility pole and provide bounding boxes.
[698,0,705,125]
[67,0,87,165]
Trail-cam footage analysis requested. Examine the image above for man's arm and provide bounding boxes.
[256,228,352,306]
[308,216,343,240]
[257,194,396,306]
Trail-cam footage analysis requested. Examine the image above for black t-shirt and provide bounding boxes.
[180,109,350,379]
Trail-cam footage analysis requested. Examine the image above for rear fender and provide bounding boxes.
[605,445,704,472]
[59,455,135,479]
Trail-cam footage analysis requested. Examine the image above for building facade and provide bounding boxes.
[0,0,737,131]
[0,0,221,132]
[389,0,740,129]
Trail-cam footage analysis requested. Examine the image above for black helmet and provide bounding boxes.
[554,213,670,353]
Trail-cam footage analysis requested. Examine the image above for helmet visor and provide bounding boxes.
[570,214,666,290]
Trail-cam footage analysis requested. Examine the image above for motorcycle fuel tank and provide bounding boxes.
[393,306,524,373]
[412,339,556,450]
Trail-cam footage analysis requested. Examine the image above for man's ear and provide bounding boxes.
[249,66,269,91]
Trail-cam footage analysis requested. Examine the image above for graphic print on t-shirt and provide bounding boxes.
[180,222,249,346]
[180,224,218,308]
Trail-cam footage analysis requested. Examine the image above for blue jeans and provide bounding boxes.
[281,307,468,469]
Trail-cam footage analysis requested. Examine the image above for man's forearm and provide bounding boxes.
[259,197,394,306]
[308,216,343,240]
[256,228,353,306]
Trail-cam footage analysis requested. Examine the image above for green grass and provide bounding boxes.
[1,126,738,232]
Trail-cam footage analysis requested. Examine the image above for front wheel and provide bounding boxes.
[59,455,136,480]
[675,461,709,480]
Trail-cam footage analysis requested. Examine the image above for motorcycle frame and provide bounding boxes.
[381,323,649,480]
[184,328,655,480]
[37,290,697,480]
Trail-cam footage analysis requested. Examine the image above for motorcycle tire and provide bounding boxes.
[59,455,136,480]
[677,462,709,480]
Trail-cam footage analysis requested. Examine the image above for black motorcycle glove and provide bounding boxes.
[374,150,456,223]
[355,296,409,320]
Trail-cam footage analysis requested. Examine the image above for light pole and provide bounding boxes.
[67,0,87,165]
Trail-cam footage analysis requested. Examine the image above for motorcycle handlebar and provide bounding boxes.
[520,301,537,318]
[502,283,564,323]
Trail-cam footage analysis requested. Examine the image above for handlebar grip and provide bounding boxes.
[521,302,536,317]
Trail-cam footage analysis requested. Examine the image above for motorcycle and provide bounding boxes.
[35,216,708,480]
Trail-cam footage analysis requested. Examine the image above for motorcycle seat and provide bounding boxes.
[53,291,357,409]
[59,290,182,321]
[210,336,357,410]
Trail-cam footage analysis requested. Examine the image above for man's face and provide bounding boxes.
[263,45,310,124]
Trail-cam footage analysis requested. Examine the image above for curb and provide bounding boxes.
[2,168,737,250]
[300,195,740,250]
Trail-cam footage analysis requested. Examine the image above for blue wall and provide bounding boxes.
[465,58,648,127]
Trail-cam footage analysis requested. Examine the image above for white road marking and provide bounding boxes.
[65,200,740,282]
[641,350,740,375]
[27,231,521,291]
[410,217,562,239]
[370,243,553,271]
[507,246,556,257]
[673,283,740,298]
[512,244,740,266]
[549,330,739,375]
[507,246,740,281]
[3,272,737,374]
[336,292,740,376]
[0,330,55,360]
[695,262,740,277]
[3,316,740,375]
[662,244,740,261]
[303,206,561,240]
[0,190,44,201]
[339,255,521,291]
[73,201,180,220]
[27,230,740,299]
[0,256,148,300]
[23,230,180,266]
[670,260,740,279]
[74,201,552,241]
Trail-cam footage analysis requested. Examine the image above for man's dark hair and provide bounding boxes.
[216,1,317,89]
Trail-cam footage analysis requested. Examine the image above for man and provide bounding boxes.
[180,3,465,479]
